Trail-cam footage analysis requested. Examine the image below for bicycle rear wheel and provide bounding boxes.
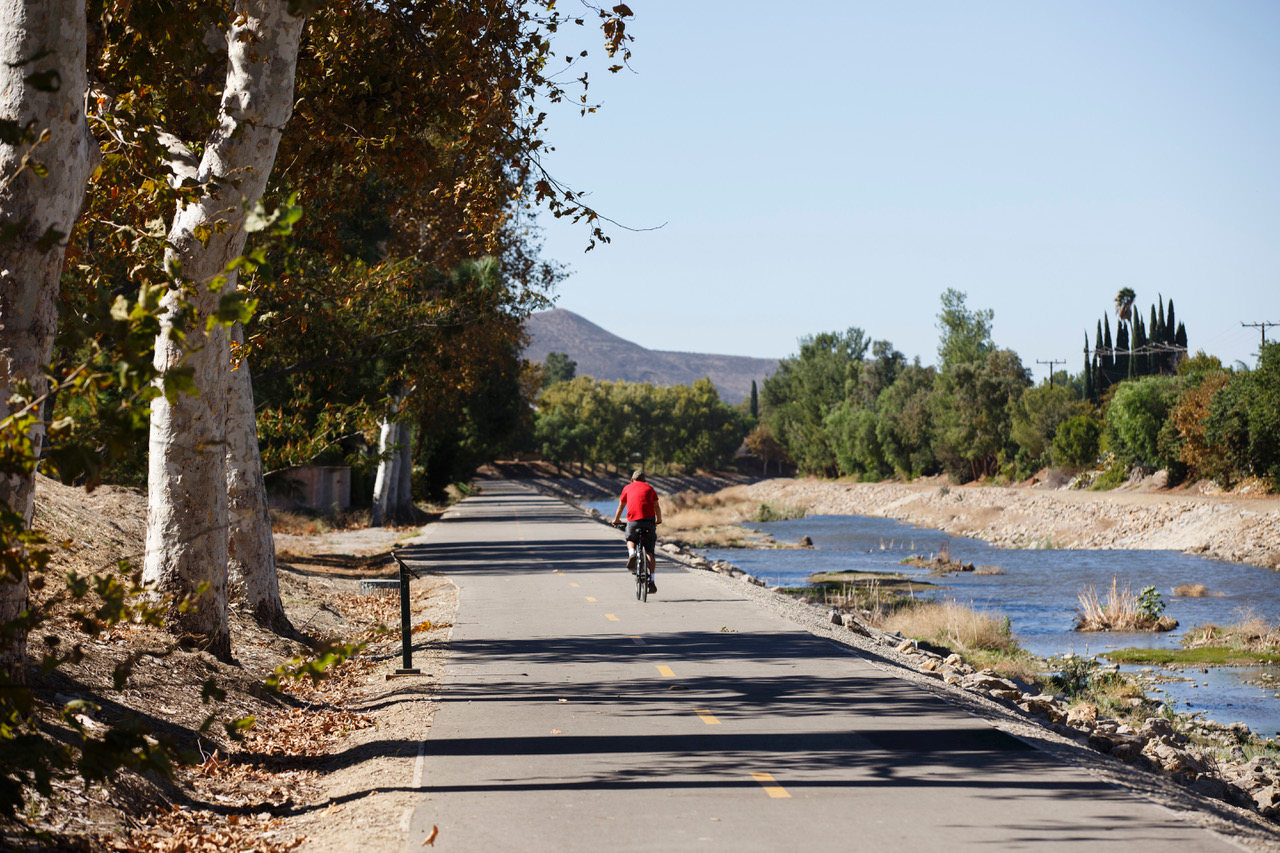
[637,565,647,602]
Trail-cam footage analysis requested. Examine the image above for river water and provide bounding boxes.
[584,500,1280,737]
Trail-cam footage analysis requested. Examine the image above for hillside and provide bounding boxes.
[523,308,778,404]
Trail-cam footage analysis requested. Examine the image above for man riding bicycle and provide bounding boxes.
[611,470,662,595]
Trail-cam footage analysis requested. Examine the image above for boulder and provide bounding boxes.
[919,658,943,672]
[1066,703,1098,730]
[1228,721,1253,742]
[1143,741,1206,777]
[896,640,916,654]
[1018,694,1066,724]
[1139,717,1174,740]
[988,688,1023,703]
[830,608,842,625]
[961,673,1019,693]
[1191,774,1229,801]
[840,614,871,636]
[1253,786,1280,810]
[943,653,964,668]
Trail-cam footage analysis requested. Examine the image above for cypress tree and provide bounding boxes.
[1166,299,1177,344]
[1103,314,1114,383]
[749,380,759,420]
[1147,306,1158,375]
[1176,322,1187,352]
[1117,323,1130,379]
[1084,333,1095,403]
[1095,321,1105,394]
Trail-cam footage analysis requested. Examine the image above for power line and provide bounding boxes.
[1242,321,1279,348]
[1036,358,1065,387]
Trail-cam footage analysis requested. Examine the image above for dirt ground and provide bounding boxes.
[5,476,456,852]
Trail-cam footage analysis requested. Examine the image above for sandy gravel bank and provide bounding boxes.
[738,478,1280,570]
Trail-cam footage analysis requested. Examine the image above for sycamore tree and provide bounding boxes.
[54,0,638,655]
[0,0,98,680]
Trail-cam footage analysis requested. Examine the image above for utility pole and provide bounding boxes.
[1036,358,1065,388]
[1242,321,1279,348]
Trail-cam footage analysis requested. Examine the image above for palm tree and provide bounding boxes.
[1114,288,1136,378]
[1114,288,1136,326]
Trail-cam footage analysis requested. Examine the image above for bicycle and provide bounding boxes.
[613,521,653,602]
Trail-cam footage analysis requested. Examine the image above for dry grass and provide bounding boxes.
[1183,612,1280,652]
[271,507,372,535]
[662,487,807,547]
[1076,577,1177,632]
[876,599,1018,655]
[1173,583,1223,598]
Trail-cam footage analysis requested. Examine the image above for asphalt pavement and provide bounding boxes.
[398,480,1247,852]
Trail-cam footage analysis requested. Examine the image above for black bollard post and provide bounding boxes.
[393,550,420,675]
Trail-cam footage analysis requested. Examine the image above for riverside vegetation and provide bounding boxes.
[753,288,1280,496]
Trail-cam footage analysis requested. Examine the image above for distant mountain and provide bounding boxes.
[523,309,778,404]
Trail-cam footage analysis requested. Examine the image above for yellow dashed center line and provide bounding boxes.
[585,596,597,603]
[630,636,646,645]
[605,614,619,622]
[655,665,675,677]
[569,582,580,588]
[694,709,721,725]
[750,772,791,798]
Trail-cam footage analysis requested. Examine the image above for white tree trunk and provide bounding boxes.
[371,419,401,528]
[145,1,305,659]
[226,323,287,629]
[395,423,413,519]
[0,0,96,681]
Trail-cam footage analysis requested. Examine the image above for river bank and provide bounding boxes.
[734,477,1280,571]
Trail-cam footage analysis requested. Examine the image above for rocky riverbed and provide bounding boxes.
[736,477,1280,570]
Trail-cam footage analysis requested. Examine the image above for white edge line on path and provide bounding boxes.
[399,575,462,844]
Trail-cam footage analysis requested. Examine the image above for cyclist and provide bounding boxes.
[610,469,662,594]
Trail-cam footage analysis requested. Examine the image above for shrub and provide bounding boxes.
[1171,370,1231,482]
[1076,577,1177,632]
[1089,461,1127,491]
[1052,413,1103,469]
[1204,343,1280,490]
[1105,376,1183,471]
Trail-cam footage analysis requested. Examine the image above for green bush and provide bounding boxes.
[1104,376,1182,470]
[1205,343,1280,488]
[1090,461,1127,491]
[1052,413,1102,469]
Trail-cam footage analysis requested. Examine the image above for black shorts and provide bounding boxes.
[625,518,657,554]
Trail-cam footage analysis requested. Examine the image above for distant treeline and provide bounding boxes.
[757,289,1280,492]
[534,376,748,474]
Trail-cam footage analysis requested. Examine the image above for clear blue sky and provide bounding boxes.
[533,1,1279,380]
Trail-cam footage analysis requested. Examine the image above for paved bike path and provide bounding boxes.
[399,481,1245,851]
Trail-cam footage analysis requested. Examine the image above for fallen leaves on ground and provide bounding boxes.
[104,806,305,852]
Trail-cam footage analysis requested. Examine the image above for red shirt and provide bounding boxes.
[619,481,658,521]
